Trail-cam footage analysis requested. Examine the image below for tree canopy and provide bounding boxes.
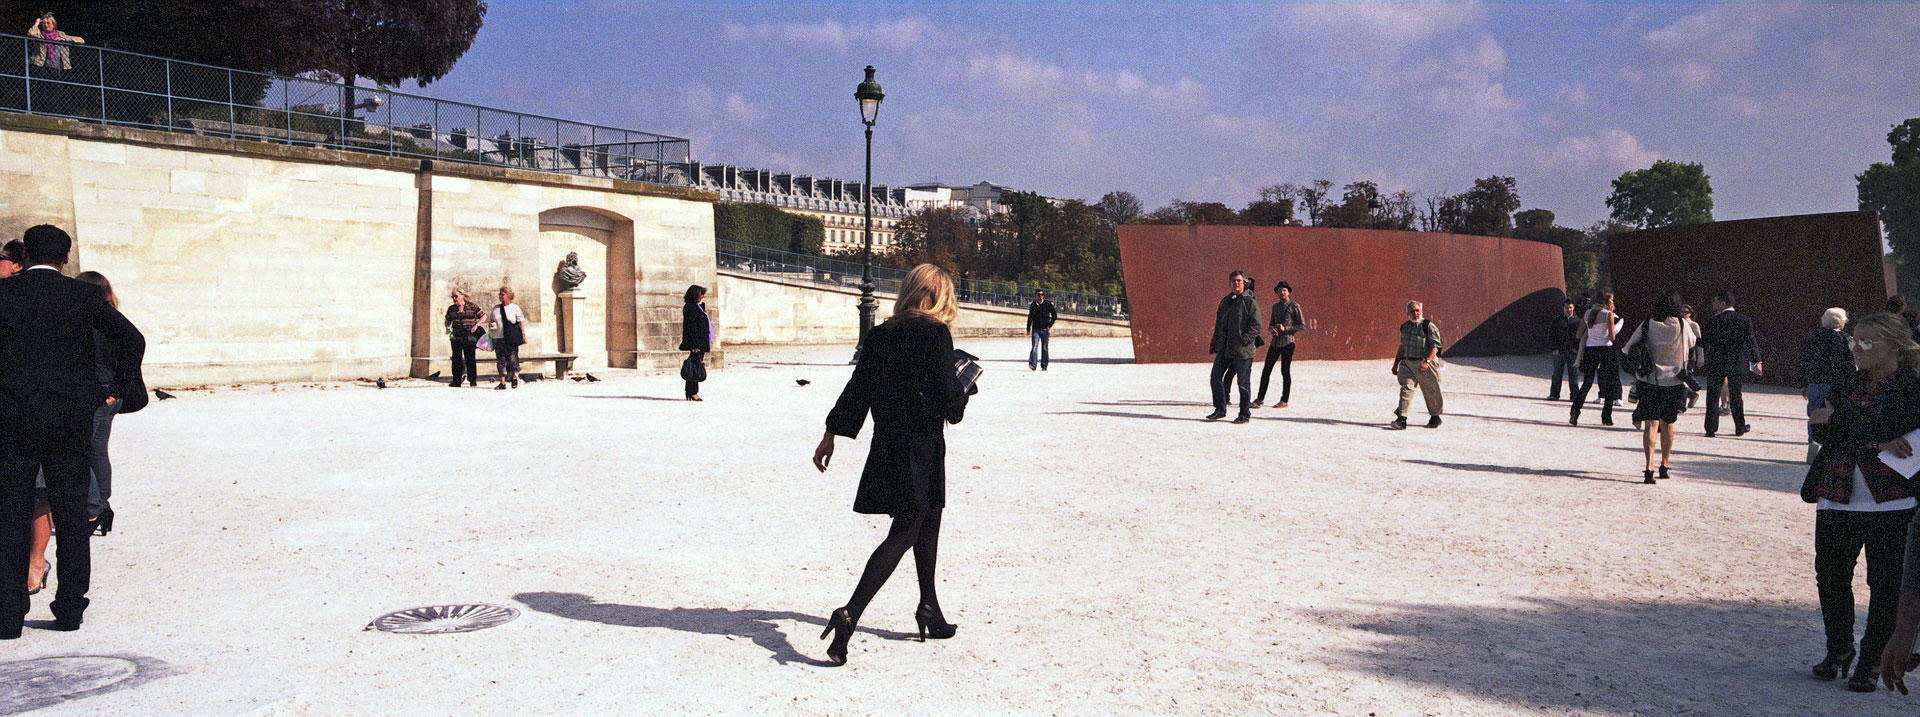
[1861,118,1920,295]
[714,203,823,255]
[8,1,487,85]
[1606,160,1714,229]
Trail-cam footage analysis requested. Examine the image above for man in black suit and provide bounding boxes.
[1699,290,1762,437]
[0,225,145,639]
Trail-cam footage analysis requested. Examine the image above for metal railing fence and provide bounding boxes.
[0,33,690,185]
[717,240,1128,320]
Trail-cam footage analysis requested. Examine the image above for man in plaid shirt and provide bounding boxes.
[1390,300,1444,429]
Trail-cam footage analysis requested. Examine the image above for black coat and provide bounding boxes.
[679,302,711,352]
[1700,309,1762,375]
[0,269,146,417]
[1209,291,1261,359]
[1804,367,1920,501]
[826,317,969,516]
[1795,327,1853,387]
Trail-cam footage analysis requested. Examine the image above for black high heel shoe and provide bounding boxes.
[91,507,114,536]
[1642,470,1656,485]
[1657,466,1670,480]
[915,603,957,641]
[1813,647,1856,680]
[820,608,853,666]
[1850,665,1880,692]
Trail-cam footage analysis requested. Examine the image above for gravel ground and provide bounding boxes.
[3,337,1911,715]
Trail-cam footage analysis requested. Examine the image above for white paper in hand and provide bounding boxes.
[1878,428,1920,478]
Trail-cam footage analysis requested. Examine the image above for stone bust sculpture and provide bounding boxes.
[554,252,588,292]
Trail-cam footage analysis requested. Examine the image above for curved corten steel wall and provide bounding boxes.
[1608,210,1888,387]
[1118,225,1566,363]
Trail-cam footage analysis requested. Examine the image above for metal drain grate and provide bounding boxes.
[365,604,519,634]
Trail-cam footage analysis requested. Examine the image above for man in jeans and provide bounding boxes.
[1206,270,1261,424]
[1027,289,1057,371]
[1547,299,1582,400]
[1391,300,1444,429]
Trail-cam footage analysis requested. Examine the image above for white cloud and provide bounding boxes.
[720,17,938,52]
[1554,83,1591,106]
[1540,130,1660,172]
[1632,5,1797,94]
[1415,35,1519,117]
[722,20,850,51]
[957,52,1206,107]
[1195,112,1300,150]
[1282,3,1481,51]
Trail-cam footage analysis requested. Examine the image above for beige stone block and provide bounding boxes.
[354,171,414,190]
[94,188,160,207]
[451,208,511,230]
[67,140,122,164]
[30,155,69,178]
[0,152,33,175]
[124,145,186,168]
[431,176,472,194]
[171,168,208,195]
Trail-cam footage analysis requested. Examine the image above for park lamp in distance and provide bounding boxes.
[856,66,884,127]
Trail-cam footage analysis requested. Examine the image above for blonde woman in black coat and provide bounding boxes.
[811,264,971,667]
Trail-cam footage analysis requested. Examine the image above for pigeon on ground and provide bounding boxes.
[796,379,810,386]
[154,389,176,401]
[584,373,601,382]
[428,371,441,379]
[521,374,543,383]
[570,376,585,382]
[375,378,387,389]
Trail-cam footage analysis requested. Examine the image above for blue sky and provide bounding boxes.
[414,1,1920,228]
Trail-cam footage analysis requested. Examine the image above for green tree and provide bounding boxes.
[1455,175,1521,237]
[1861,118,1920,295]
[1240,196,1295,226]
[1093,191,1143,227]
[713,202,823,255]
[1606,160,1714,229]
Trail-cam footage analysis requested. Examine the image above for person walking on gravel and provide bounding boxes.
[1390,301,1444,430]
[1205,270,1260,424]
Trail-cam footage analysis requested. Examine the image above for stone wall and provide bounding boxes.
[0,112,719,385]
[716,270,1130,344]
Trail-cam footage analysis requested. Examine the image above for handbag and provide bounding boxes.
[1620,322,1654,378]
[680,353,707,382]
[952,348,983,393]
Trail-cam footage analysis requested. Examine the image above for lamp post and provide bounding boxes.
[852,65,885,363]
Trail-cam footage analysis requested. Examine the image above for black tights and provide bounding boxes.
[843,509,942,625]
[1256,343,1294,403]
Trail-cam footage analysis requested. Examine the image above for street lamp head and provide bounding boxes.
[856,65,885,126]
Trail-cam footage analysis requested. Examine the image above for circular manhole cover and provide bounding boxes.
[366,604,519,634]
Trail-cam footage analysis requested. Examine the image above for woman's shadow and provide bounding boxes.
[513,592,914,666]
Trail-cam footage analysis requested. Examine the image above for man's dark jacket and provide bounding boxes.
[0,268,145,416]
[1209,291,1261,360]
[1796,327,1853,387]
[1700,308,1762,375]
[1026,300,1057,334]
[1549,313,1583,352]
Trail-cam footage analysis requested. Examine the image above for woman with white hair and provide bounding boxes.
[1800,307,1856,459]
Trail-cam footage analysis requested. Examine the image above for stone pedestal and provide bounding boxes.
[554,290,584,355]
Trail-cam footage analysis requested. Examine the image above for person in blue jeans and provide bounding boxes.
[1027,290,1057,371]
[1548,299,1583,400]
